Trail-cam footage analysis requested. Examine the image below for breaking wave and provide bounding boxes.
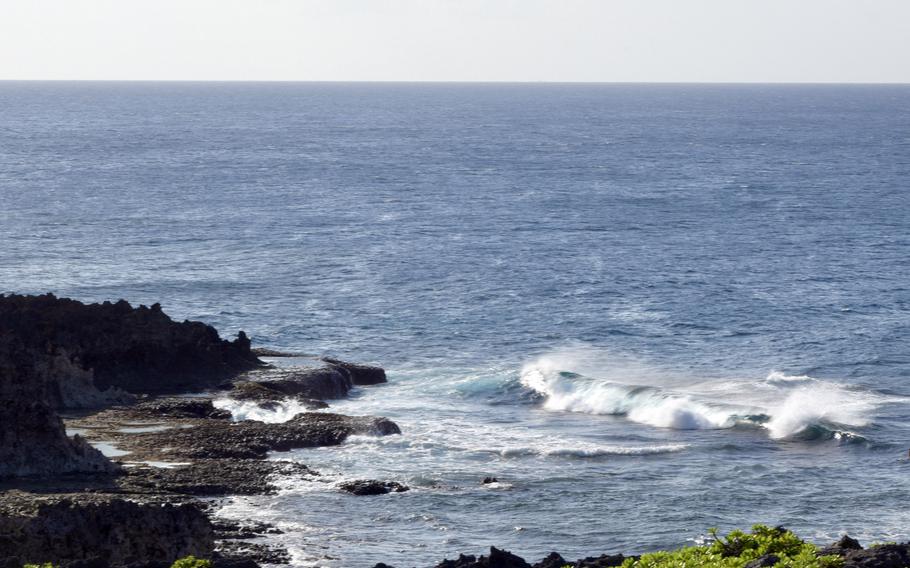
[519,350,886,441]
[213,398,323,423]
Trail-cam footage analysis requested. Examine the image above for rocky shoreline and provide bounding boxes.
[0,294,400,567]
[2,294,908,568]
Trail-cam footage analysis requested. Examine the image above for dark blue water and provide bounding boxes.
[2,83,909,567]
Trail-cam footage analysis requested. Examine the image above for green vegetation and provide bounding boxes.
[23,564,55,568]
[170,556,212,568]
[620,525,843,568]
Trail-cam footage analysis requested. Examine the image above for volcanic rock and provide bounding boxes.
[338,480,410,495]
[0,294,261,408]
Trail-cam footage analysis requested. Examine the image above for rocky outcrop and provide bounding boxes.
[0,337,116,478]
[125,412,401,460]
[816,536,910,568]
[338,480,409,496]
[323,357,387,386]
[0,492,214,567]
[0,294,261,408]
[230,366,353,402]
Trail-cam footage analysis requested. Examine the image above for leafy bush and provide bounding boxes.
[621,525,844,568]
[23,564,56,568]
[170,556,212,568]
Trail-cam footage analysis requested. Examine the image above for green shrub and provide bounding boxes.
[23,564,56,568]
[621,525,844,568]
[170,556,212,568]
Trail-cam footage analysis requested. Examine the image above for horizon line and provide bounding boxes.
[1,79,909,86]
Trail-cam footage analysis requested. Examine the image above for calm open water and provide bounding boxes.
[1,82,909,567]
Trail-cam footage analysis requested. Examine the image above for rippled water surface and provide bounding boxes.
[2,82,909,567]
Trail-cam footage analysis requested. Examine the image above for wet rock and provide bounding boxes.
[133,398,232,420]
[533,552,567,568]
[0,294,261,407]
[125,412,401,460]
[231,366,353,401]
[338,480,410,495]
[483,477,499,484]
[250,347,298,358]
[0,492,214,566]
[819,535,864,557]
[119,460,316,496]
[212,519,283,540]
[323,357,388,385]
[843,544,910,568]
[744,554,780,568]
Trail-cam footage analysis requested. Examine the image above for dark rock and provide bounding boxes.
[483,477,499,484]
[0,492,214,566]
[433,548,531,568]
[843,544,910,568]
[231,366,353,401]
[133,398,232,420]
[0,294,261,408]
[323,357,388,385]
[216,541,290,566]
[250,347,298,357]
[212,519,283,540]
[744,554,780,568]
[338,480,410,496]
[126,412,401,460]
[574,553,628,567]
[0,337,117,478]
[372,564,397,568]
[819,535,864,557]
[533,552,567,568]
[435,554,478,568]
[489,547,533,568]
[119,460,316,496]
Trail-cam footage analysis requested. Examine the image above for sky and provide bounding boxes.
[1,0,909,83]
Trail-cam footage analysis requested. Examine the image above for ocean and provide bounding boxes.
[1,82,909,567]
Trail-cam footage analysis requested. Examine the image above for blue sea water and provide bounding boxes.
[1,82,909,567]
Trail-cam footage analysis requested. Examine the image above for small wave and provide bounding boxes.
[497,443,688,459]
[213,398,322,423]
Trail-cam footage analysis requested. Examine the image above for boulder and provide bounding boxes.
[323,357,388,385]
[337,480,409,496]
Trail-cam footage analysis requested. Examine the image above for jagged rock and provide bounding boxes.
[0,492,214,566]
[533,552,567,568]
[338,480,410,495]
[122,412,401,460]
[819,535,864,557]
[0,338,116,478]
[133,398,232,420]
[0,294,261,407]
[215,541,290,566]
[434,548,532,568]
[118,460,317,496]
[323,357,388,385]
[843,544,910,568]
[483,477,499,484]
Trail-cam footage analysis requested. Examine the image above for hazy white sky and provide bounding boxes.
[2,0,909,82]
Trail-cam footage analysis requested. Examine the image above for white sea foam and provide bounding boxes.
[213,398,323,423]
[520,349,886,440]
